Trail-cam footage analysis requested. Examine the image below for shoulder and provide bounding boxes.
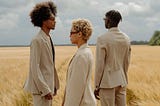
[30,33,43,46]
[97,32,111,41]
[120,32,131,43]
[77,48,93,61]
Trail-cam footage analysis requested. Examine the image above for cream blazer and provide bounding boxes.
[95,27,131,88]
[24,30,59,96]
[64,44,96,106]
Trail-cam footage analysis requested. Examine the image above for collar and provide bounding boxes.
[108,27,120,32]
[39,29,50,41]
[77,43,88,51]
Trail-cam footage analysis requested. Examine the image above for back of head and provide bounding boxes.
[105,10,122,27]
[30,1,57,27]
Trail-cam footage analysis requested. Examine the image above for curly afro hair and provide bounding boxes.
[30,1,57,27]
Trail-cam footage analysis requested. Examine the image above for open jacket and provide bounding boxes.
[63,44,96,106]
[24,30,59,96]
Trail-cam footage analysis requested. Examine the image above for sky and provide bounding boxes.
[0,0,160,45]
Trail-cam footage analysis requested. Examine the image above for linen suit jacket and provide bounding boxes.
[24,30,59,96]
[95,27,131,89]
[64,44,96,106]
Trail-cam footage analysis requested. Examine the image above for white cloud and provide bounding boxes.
[0,13,18,30]
[90,1,99,6]
[0,0,160,45]
[146,15,160,27]
[0,0,33,30]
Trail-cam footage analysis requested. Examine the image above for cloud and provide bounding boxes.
[0,13,18,30]
[0,0,160,45]
[0,0,33,30]
[146,14,160,27]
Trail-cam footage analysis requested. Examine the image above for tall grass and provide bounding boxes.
[0,45,160,106]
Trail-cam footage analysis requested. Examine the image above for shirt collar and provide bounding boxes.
[78,43,88,51]
[108,27,120,32]
[39,29,50,41]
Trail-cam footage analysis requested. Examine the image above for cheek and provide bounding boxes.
[70,36,76,42]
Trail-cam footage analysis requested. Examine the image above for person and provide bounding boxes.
[23,1,59,106]
[62,19,96,106]
[94,10,131,106]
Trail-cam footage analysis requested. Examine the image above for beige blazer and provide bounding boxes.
[95,27,131,88]
[64,44,96,106]
[24,30,59,96]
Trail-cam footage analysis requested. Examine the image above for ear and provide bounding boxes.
[107,19,110,28]
[78,32,82,38]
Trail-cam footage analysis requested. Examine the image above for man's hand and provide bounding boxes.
[94,89,100,100]
[44,92,53,100]
[53,88,57,96]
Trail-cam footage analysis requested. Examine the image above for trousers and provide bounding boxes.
[32,94,52,106]
[99,86,126,106]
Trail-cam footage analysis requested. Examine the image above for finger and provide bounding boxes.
[49,95,53,100]
[44,95,48,100]
[95,95,100,100]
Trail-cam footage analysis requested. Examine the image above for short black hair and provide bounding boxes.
[105,10,122,26]
[30,1,57,27]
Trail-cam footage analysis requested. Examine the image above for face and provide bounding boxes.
[69,27,79,44]
[43,14,56,30]
[103,17,110,29]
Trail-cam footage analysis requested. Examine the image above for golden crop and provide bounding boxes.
[0,45,160,106]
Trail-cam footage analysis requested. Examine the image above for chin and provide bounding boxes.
[70,40,74,44]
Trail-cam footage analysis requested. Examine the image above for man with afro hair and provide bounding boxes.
[24,1,59,106]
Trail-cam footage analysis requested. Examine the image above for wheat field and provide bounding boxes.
[0,45,160,106]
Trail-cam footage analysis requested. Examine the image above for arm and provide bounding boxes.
[30,39,51,96]
[124,45,131,73]
[94,37,106,99]
[95,37,106,88]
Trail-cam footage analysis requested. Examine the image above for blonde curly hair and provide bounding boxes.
[72,18,93,41]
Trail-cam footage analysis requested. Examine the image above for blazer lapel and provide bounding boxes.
[67,43,88,80]
[40,30,53,64]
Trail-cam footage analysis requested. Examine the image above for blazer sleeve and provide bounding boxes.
[30,39,51,96]
[95,37,107,88]
[66,55,89,105]
[124,45,131,73]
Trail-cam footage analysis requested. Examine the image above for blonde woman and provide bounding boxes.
[62,19,96,106]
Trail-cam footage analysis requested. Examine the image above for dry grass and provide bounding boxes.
[0,45,160,106]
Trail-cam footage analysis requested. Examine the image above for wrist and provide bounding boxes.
[95,86,99,90]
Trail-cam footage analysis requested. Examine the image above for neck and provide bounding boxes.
[41,27,50,37]
[77,40,86,48]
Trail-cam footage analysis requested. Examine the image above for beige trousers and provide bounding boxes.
[32,94,52,106]
[99,86,126,106]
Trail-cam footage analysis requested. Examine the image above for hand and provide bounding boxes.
[53,88,57,96]
[94,89,100,100]
[44,92,53,100]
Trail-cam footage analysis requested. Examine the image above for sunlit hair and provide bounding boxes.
[105,10,122,27]
[30,1,57,27]
[72,19,93,41]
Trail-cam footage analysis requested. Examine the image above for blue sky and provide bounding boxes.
[0,0,160,45]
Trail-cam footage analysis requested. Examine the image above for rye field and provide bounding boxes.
[0,45,160,106]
